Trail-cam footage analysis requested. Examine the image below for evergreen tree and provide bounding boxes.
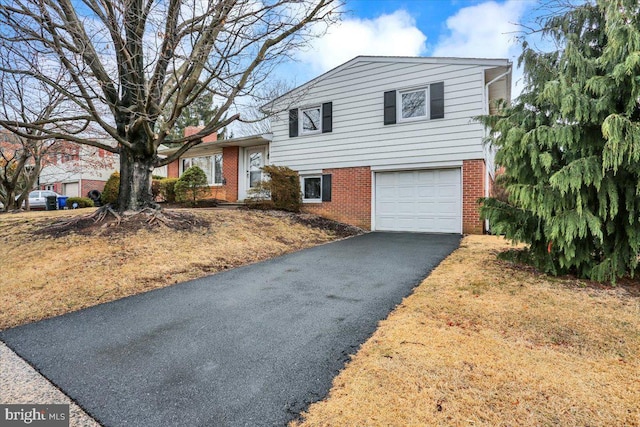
[166,83,229,141]
[480,0,640,282]
[174,166,210,207]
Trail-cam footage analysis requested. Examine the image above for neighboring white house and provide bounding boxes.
[39,143,117,198]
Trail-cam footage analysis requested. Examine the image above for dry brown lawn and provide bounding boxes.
[292,236,640,427]
[0,208,342,330]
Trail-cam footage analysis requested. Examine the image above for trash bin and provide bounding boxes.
[57,196,69,209]
[45,195,58,211]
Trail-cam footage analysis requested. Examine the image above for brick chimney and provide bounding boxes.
[184,126,217,143]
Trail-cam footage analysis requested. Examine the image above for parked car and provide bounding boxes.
[26,190,61,209]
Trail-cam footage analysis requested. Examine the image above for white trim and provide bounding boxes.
[370,170,376,230]
[397,86,429,123]
[301,175,322,203]
[299,105,322,135]
[371,160,463,172]
[294,169,323,175]
[239,145,269,200]
[181,153,224,186]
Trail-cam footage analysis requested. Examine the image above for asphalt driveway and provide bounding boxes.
[1,232,460,426]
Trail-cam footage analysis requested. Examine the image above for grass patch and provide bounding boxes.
[291,236,640,427]
[0,208,353,330]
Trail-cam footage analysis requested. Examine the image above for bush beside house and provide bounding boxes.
[247,165,302,212]
[65,197,95,208]
[101,172,120,205]
[174,166,209,207]
[159,178,178,203]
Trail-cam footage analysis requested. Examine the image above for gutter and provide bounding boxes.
[483,64,512,232]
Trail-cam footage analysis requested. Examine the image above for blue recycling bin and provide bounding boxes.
[57,196,69,209]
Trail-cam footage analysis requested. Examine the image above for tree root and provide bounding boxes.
[37,204,209,237]
[92,205,121,224]
[143,207,172,226]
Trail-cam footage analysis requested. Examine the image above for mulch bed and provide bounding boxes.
[261,210,365,238]
[32,207,364,240]
[35,209,209,238]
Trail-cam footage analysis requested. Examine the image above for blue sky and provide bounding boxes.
[285,0,540,94]
[344,0,487,45]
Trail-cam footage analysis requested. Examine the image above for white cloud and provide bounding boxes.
[432,0,530,59]
[432,0,534,97]
[297,10,427,74]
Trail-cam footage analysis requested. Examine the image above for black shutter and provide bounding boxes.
[383,91,396,125]
[322,102,332,133]
[321,174,332,202]
[430,82,444,119]
[289,109,298,137]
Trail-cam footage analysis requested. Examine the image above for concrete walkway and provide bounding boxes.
[1,232,460,427]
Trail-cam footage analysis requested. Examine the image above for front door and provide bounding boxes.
[246,147,265,194]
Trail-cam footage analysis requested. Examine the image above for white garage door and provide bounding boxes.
[375,169,462,233]
[63,182,80,197]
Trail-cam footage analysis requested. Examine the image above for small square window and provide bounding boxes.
[303,176,321,201]
[399,88,428,120]
[301,106,321,134]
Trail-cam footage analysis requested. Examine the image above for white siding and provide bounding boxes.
[39,149,118,185]
[270,60,495,172]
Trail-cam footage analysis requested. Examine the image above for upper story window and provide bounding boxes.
[384,82,444,125]
[182,153,223,185]
[301,106,321,134]
[289,102,333,137]
[399,88,427,120]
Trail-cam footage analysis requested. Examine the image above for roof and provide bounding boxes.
[264,55,512,110]
[158,133,272,157]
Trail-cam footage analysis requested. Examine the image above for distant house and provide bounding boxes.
[161,56,511,234]
[38,141,118,197]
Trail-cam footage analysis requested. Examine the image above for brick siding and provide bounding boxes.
[206,185,227,201]
[303,166,371,230]
[167,160,179,178]
[222,146,239,202]
[301,162,486,234]
[81,180,108,198]
[462,159,486,235]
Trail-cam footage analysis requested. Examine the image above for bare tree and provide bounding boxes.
[0,66,71,211]
[0,0,340,213]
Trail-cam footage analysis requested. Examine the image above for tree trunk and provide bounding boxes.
[3,189,18,211]
[117,145,155,212]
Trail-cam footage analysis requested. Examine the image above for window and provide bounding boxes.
[399,88,427,121]
[289,102,332,137]
[384,82,444,125]
[302,174,332,203]
[303,176,322,201]
[213,154,223,184]
[182,153,223,185]
[301,106,321,134]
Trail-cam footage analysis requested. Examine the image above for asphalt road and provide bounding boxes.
[1,232,460,427]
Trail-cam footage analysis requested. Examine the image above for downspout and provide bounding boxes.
[483,65,512,233]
